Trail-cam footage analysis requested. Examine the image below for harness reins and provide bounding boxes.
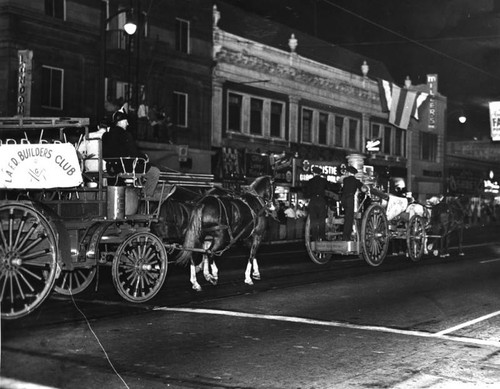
[199,179,273,256]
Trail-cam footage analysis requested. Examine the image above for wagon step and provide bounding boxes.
[311,240,359,255]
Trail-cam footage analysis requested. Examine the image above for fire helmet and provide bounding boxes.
[112,110,128,124]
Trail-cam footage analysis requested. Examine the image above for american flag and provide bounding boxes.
[378,79,429,130]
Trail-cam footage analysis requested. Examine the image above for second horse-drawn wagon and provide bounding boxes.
[305,157,429,267]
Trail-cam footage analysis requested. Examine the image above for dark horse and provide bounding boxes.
[176,176,274,291]
[428,195,470,257]
[150,186,207,259]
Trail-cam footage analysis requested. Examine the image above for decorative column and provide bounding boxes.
[288,95,299,143]
[212,79,224,146]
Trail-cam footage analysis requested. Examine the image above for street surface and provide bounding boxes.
[2,224,500,388]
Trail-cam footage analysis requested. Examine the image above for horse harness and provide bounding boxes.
[199,191,268,248]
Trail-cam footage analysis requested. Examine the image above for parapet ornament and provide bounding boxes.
[216,48,378,102]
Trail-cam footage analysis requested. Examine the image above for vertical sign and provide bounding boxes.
[17,50,33,116]
[427,74,438,130]
[489,101,500,141]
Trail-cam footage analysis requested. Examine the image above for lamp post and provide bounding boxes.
[98,4,138,121]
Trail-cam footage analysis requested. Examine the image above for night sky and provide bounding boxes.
[222,0,500,140]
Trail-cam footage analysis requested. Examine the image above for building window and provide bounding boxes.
[228,93,242,132]
[347,118,359,150]
[371,123,381,141]
[250,98,263,135]
[270,102,283,138]
[301,108,313,143]
[318,112,328,145]
[175,18,190,54]
[41,66,63,110]
[45,0,65,20]
[421,132,437,162]
[226,90,286,140]
[334,116,344,146]
[173,91,188,127]
[383,126,392,154]
[371,122,405,157]
[394,128,404,157]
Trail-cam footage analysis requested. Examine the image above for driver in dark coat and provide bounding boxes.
[102,109,160,196]
[305,166,329,241]
[102,109,146,174]
[341,165,365,241]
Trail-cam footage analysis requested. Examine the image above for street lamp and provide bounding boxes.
[124,9,137,35]
[98,5,138,120]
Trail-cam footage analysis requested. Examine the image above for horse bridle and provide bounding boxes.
[244,176,275,214]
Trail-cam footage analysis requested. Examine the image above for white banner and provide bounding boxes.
[489,101,500,141]
[0,143,83,189]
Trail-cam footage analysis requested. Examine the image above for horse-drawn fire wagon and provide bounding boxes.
[305,157,429,267]
[0,117,275,320]
[0,117,219,320]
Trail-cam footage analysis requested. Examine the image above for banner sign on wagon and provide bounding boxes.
[489,101,500,141]
[0,143,83,189]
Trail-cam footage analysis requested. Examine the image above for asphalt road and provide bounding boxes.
[2,224,500,388]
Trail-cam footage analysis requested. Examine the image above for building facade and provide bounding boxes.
[211,3,446,202]
[0,0,447,200]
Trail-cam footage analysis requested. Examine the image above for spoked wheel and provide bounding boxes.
[112,232,168,303]
[305,215,332,265]
[54,267,97,295]
[406,215,426,262]
[0,203,58,319]
[360,204,389,266]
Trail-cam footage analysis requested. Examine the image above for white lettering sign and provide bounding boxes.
[489,101,500,141]
[0,143,82,188]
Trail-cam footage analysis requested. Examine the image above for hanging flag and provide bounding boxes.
[378,79,429,130]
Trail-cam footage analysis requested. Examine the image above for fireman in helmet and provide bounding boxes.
[102,109,160,196]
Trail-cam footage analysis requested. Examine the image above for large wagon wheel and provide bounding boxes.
[112,231,168,302]
[360,203,389,266]
[406,215,426,262]
[304,215,332,265]
[54,267,97,295]
[0,203,58,319]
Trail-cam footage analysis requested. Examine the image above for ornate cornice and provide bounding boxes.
[215,48,379,103]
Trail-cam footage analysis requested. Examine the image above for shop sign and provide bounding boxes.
[271,152,294,184]
[298,159,342,184]
[17,50,33,117]
[366,138,381,152]
[246,153,270,178]
[427,74,437,130]
[221,147,245,180]
[484,179,499,194]
[488,101,500,141]
[448,167,483,195]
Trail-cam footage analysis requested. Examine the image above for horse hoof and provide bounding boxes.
[245,279,254,286]
[252,273,261,280]
[192,285,202,292]
[433,250,439,257]
[209,278,218,286]
[459,252,465,256]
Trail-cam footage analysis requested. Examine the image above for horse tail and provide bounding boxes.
[176,205,203,266]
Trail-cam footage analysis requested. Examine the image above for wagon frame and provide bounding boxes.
[0,117,202,319]
[304,184,429,266]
